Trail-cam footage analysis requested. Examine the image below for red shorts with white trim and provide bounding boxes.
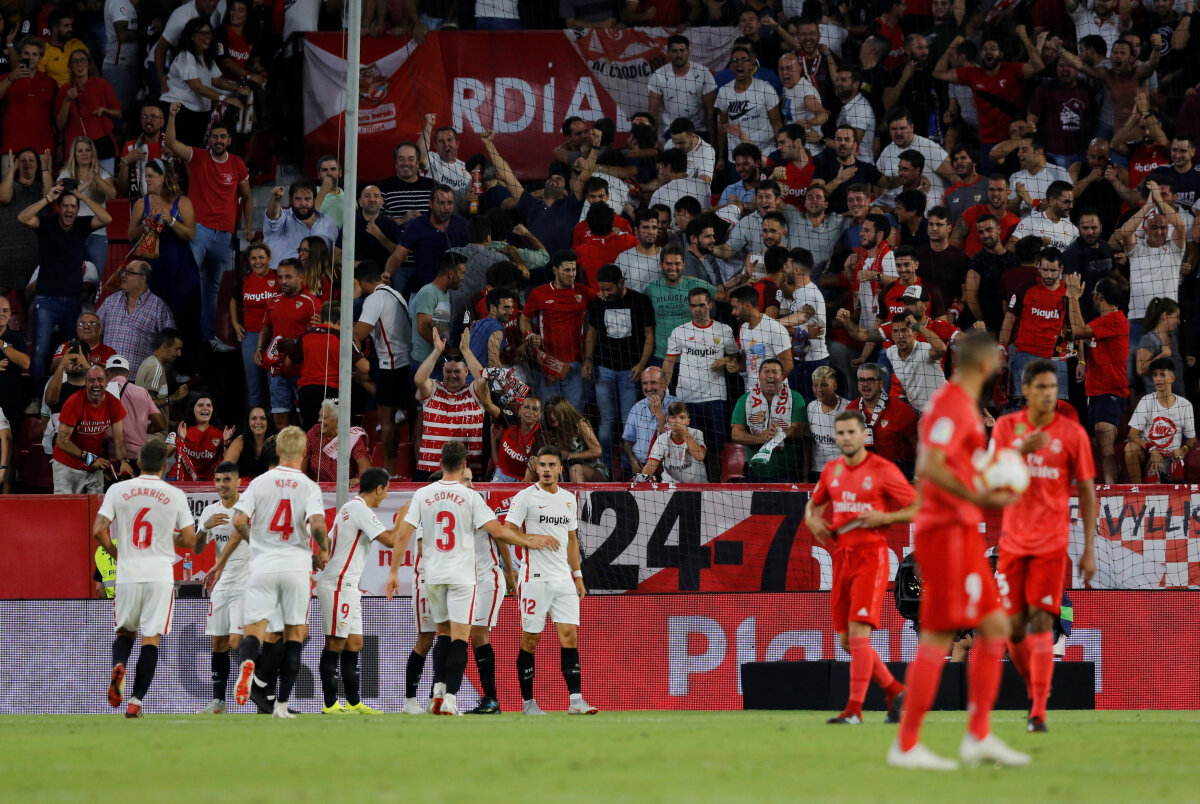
[114,581,175,637]
[914,523,1001,633]
[830,542,891,632]
[471,568,505,629]
[996,549,1067,617]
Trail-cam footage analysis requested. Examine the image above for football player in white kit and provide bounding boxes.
[230,426,329,718]
[505,444,598,715]
[316,467,403,715]
[92,439,199,718]
[196,462,246,713]
[386,442,556,715]
[395,492,445,715]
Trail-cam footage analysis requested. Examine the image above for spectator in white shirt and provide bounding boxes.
[666,117,716,185]
[417,114,471,205]
[648,35,717,139]
[779,247,830,400]
[1126,358,1196,482]
[1009,180,1079,251]
[649,149,710,215]
[1008,134,1072,216]
[875,107,954,210]
[884,312,947,412]
[616,209,663,293]
[806,365,849,479]
[731,284,793,384]
[637,401,708,484]
[834,66,876,162]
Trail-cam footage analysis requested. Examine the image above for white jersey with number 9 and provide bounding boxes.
[404,479,496,586]
[233,466,326,573]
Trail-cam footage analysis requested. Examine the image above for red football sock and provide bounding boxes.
[845,636,873,715]
[872,650,902,694]
[967,637,1007,740]
[1028,631,1055,720]
[897,643,947,751]
[1008,636,1032,694]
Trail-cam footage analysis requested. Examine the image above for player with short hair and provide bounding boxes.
[889,331,1030,770]
[805,410,917,725]
[229,426,329,719]
[386,441,553,716]
[93,439,200,718]
[197,461,246,714]
[397,489,445,715]
[506,445,598,715]
[317,467,404,714]
[990,359,1096,733]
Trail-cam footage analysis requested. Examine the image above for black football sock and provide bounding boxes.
[474,642,497,700]
[212,650,231,701]
[341,651,361,706]
[237,635,260,665]
[405,650,427,699]
[445,639,468,696]
[131,644,159,700]
[431,635,450,694]
[319,649,340,708]
[112,635,134,668]
[256,639,285,694]
[517,649,536,701]
[276,641,304,704]
[561,647,581,696]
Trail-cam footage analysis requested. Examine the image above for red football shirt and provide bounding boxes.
[878,279,945,321]
[571,216,631,249]
[959,204,1020,257]
[53,340,116,368]
[781,160,816,210]
[496,423,545,480]
[186,148,248,232]
[955,63,1025,144]
[1085,310,1129,398]
[264,291,319,377]
[848,395,918,466]
[810,451,916,548]
[298,327,342,390]
[0,72,57,152]
[54,391,127,471]
[1009,282,1067,357]
[173,424,225,481]
[915,381,987,529]
[574,229,638,287]
[991,409,1094,555]
[55,78,118,147]
[522,282,594,363]
[1128,144,1170,191]
[241,270,281,332]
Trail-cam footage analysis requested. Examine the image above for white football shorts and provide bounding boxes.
[425,582,477,625]
[471,567,505,629]
[243,571,310,627]
[205,586,244,636]
[317,582,362,638]
[113,581,175,637]
[519,577,580,633]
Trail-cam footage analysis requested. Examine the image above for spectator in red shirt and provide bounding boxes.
[573,202,637,288]
[169,394,232,481]
[52,364,132,492]
[303,398,370,483]
[848,361,918,476]
[294,301,368,430]
[232,242,278,410]
[953,175,1020,257]
[1001,246,1070,401]
[52,311,116,373]
[1065,275,1127,483]
[520,250,594,415]
[256,258,320,429]
[934,28,1044,173]
[0,37,58,159]
[492,395,546,482]
[54,51,121,175]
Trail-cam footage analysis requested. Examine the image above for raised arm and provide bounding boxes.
[932,35,965,83]
[165,103,193,162]
[1018,26,1046,78]
[480,130,524,201]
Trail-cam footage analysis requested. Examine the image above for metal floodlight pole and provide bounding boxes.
[337,0,363,507]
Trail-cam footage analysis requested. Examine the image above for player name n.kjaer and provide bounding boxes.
[539,514,571,526]
[274,478,299,489]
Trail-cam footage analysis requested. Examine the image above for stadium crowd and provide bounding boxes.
[3,0,1200,493]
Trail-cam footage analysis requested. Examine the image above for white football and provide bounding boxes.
[980,448,1031,494]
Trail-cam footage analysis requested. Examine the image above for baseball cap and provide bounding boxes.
[105,355,130,371]
[901,285,930,302]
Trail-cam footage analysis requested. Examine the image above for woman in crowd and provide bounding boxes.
[128,158,201,359]
[223,404,276,478]
[170,393,233,481]
[1135,297,1183,395]
[55,51,121,175]
[298,235,337,304]
[59,135,115,277]
[230,241,278,409]
[0,147,50,297]
[303,398,370,483]
[543,394,608,482]
[161,17,248,147]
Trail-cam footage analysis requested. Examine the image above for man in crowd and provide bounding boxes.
[847,362,918,475]
[117,102,171,202]
[649,35,716,139]
[953,174,1019,256]
[417,115,471,203]
[53,364,132,493]
[484,131,585,256]
[615,209,663,293]
[378,142,437,228]
[875,107,953,210]
[622,366,676,476]
[521,251,593,414]
[999,247,1070,402]
[264,181,339,262]
[353,260,411,478]
[963,215,1019,331]
[338,185,402,268]
[731,357,805,481]
[731,284,793,383]
[96,262,176,376]
[106,355,163,471]
[1010,181,1078,250]
[386,184,468,297]
[256,259,320,429]
[814,126,881,214]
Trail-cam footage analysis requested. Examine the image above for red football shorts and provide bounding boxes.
[914,523,1001,633]
[830,542,891,632]
[996,548,1067,616]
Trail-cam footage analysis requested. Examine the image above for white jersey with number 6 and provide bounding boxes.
[505,484,577,583]
[199,499,248,593]
[99,475,195,583]
[319,496,388,591]
[404,479,496,585]
[233,466,325,573]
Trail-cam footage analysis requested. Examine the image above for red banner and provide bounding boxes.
[303,28,738,181]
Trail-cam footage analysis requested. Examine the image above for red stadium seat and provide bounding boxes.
[16,418,52,493]
[395,441,412,479]
[720,443,746,482]
[361,409,379,447]
[371,442,386,469]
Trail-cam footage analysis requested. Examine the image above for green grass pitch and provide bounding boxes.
[2,710,1198,803]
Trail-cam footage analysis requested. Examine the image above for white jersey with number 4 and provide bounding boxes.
[99,475,195,584]
[505,484,577,583]
[233,466,325,574]
[319,496,388,591]
[404,480,496,585]
[199,499,248,592]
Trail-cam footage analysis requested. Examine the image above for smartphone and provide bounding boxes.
[60,178,78,193]
[19,57,30,70]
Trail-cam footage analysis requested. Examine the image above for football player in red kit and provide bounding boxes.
[889,331,1029,771]
[806,410,918,725]
[990,359,1096,733]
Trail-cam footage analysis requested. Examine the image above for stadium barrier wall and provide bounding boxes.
[4,484,1197,600]
[2,591,1195,714]
[302,27,739,181]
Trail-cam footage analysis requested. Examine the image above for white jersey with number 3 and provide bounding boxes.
[404,480,496,585]
[505,483,577,583]
[98,475,195,584]
[233,466,326,573]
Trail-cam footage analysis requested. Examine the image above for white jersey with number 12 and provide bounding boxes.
[505,484,577,583]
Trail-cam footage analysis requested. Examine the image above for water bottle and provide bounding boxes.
[182,551,193,582]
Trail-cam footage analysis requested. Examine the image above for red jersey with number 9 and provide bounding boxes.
[810,452,917,548]
[991,409,1094,556]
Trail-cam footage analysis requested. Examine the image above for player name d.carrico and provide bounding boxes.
[121,486,176,504]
